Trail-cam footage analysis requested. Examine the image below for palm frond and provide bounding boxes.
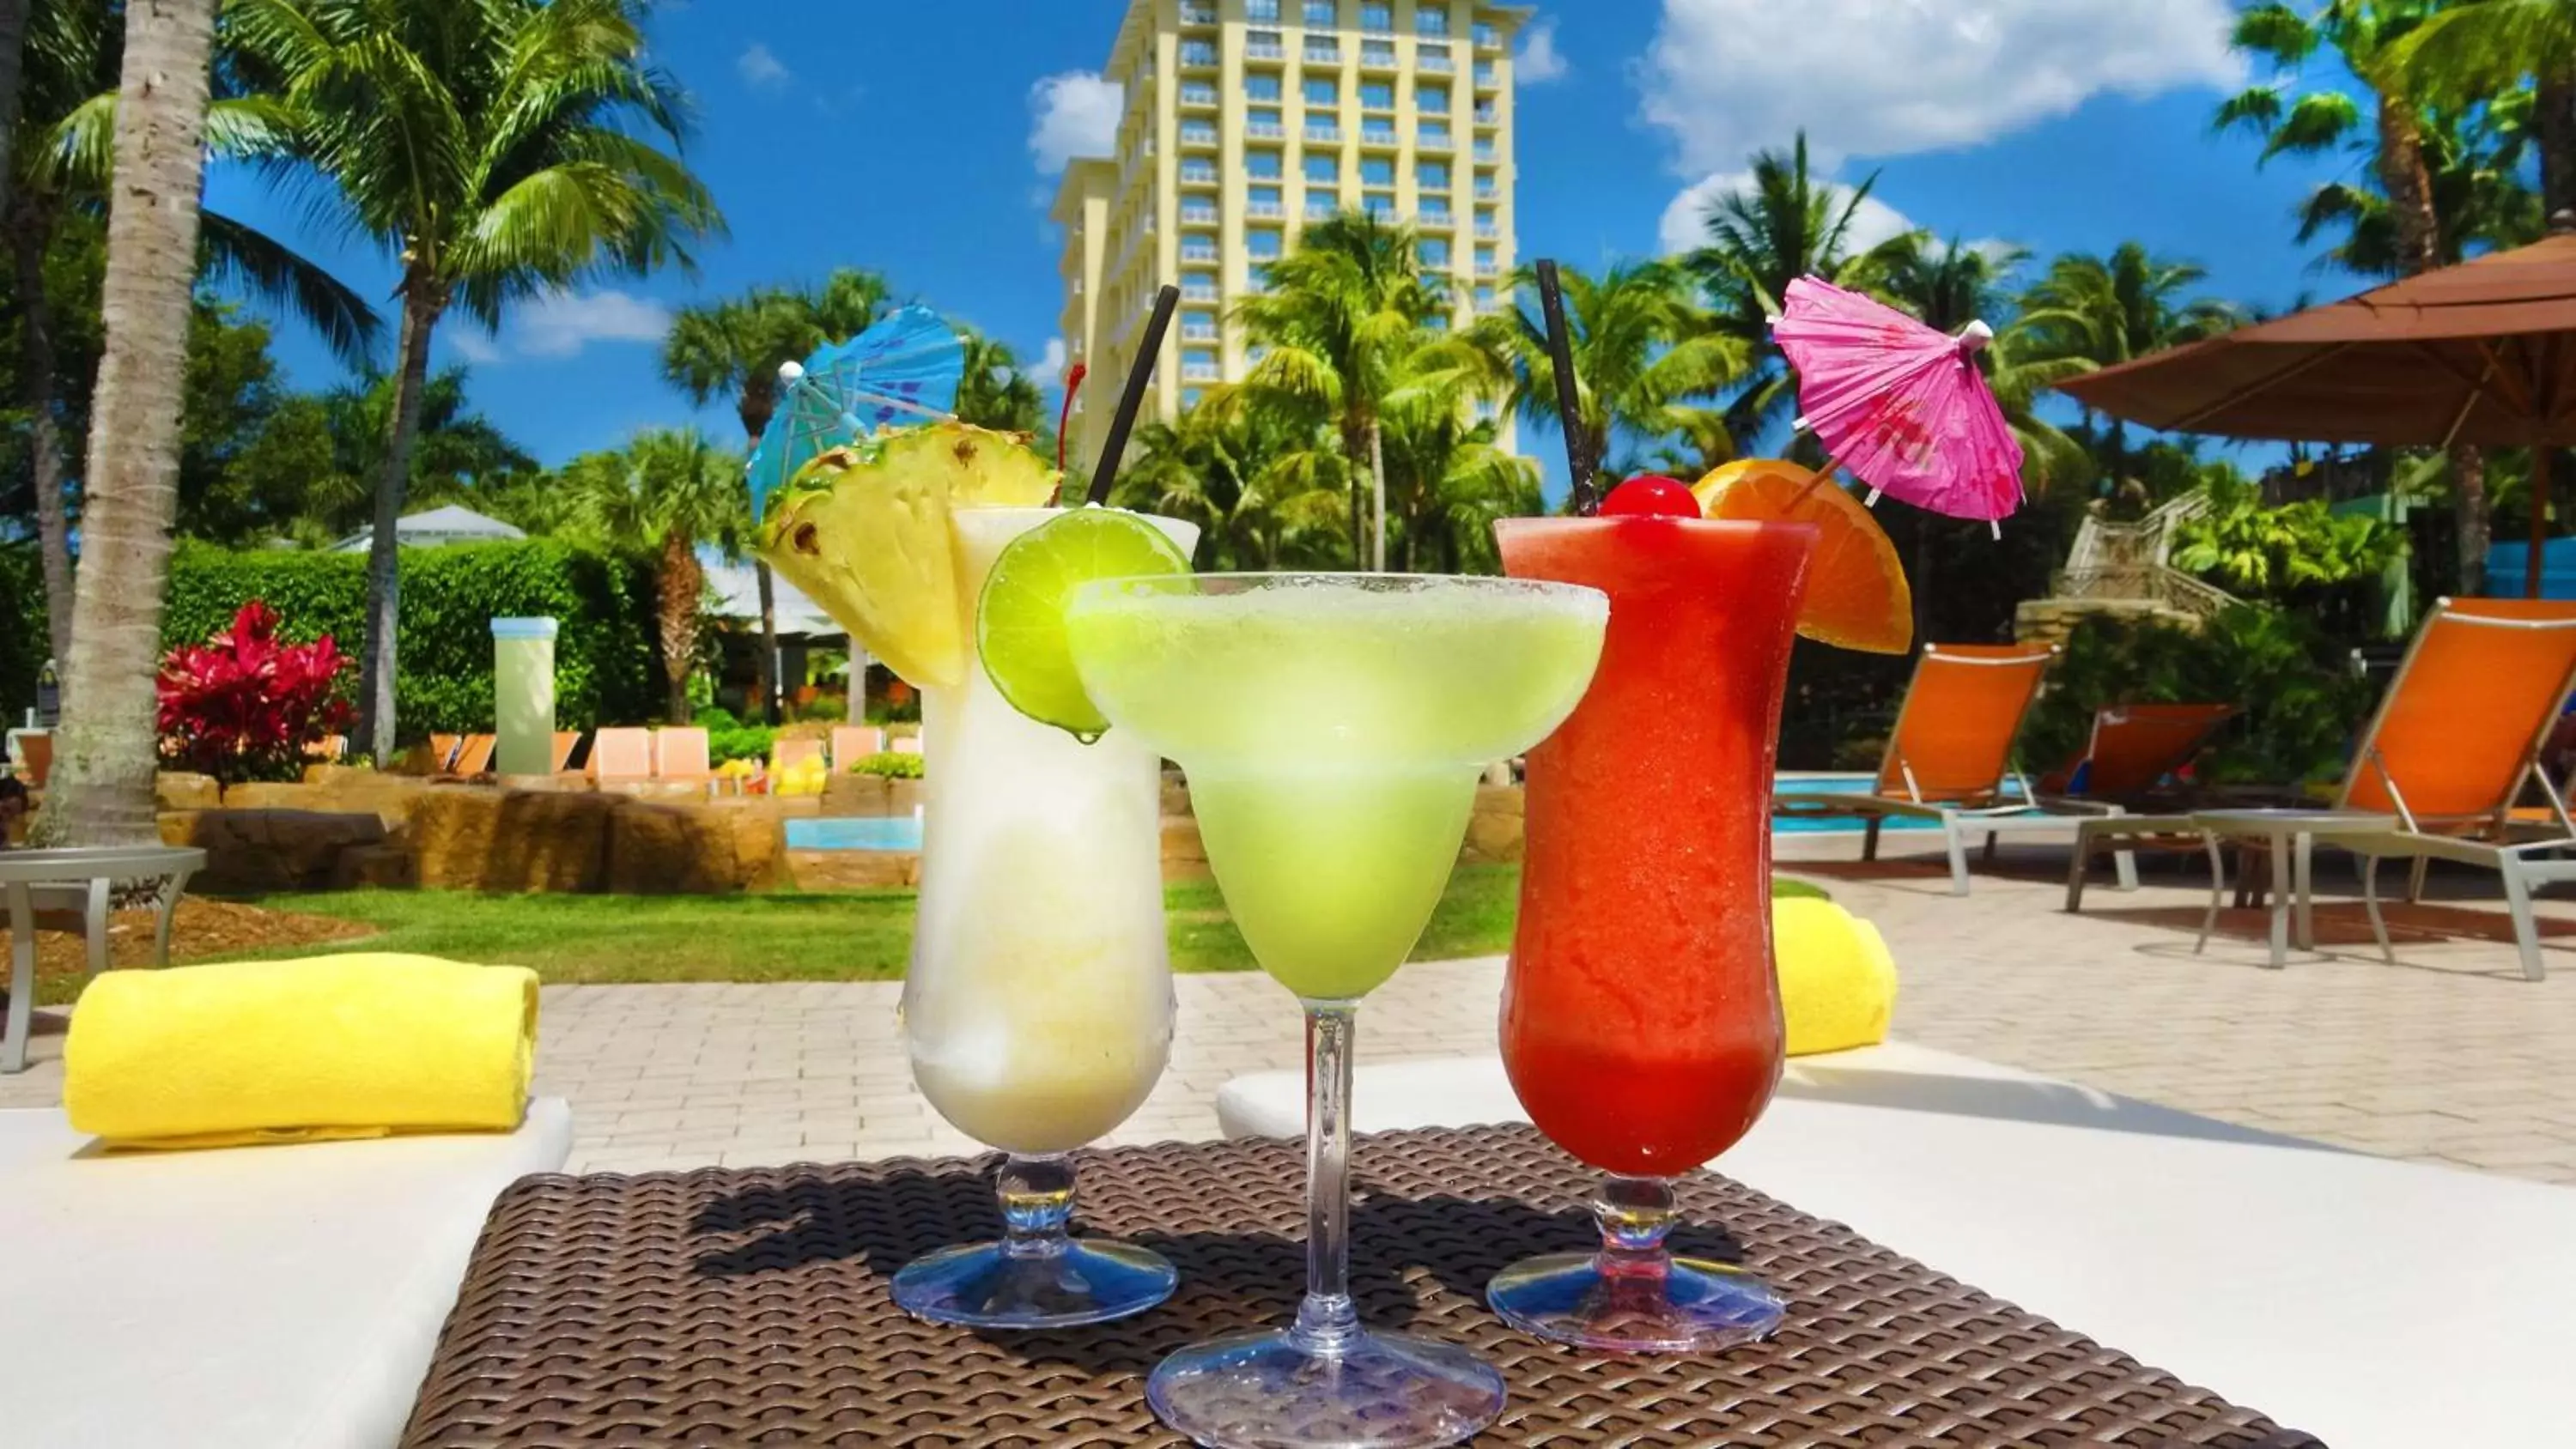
[198,209,386,366]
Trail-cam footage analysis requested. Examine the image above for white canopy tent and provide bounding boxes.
[331,504,525,553]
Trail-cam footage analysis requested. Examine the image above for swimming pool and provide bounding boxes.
[1773,773,1940,833]
[783,776,1951,852]
[786,815,925,852]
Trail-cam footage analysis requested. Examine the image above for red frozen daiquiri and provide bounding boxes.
[1487,478,1817,1354]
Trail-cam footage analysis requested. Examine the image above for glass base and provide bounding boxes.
[890,1238,1176,1330]
[1487,1250,1783,1354]
[1147,1325,1507,1449]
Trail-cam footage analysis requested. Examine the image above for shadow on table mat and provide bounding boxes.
[401,1125,2321,1448]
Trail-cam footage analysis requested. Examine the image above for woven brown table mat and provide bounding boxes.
[403,1125,2320,1447]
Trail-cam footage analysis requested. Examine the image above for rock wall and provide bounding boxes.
[2014,597,2202,648]
[159,809,388,893]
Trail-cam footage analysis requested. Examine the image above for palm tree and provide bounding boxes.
[2293,95,2541,274]
[10,0,375,676]
[1112,397,1350,570]
[1373,363,1540,573]
[2013,244,2237,485]
[233,0,724,760]
[2222,3,2519,591]
[1880,234,2087,488]
[565,428,745,724]
[662,268,887,722]
[1231,210,1448,569]
[1631,408,1733,477]
[47,0,216,846]
[2220,3,2447,278]
[1683,131,1915,444]
[1466,258,1742,485]
[2395,0,2576,217]
[955,329,1045,435]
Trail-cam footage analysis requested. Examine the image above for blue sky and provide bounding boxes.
[204,0,2364,478]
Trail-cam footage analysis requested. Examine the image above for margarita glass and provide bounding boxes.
[1066,573,1607,1449]
[1486,516,1817,1352]
[890,506,1199,1329]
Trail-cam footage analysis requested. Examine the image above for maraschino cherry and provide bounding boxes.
[1599,474,1702,519]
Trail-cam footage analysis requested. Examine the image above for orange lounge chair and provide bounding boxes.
[588,727,653,786]
[2310,598,2576,980]
[2048,703,2236,805]
[772,736,825,774]
[1773,642,2060,895]
[829,725,885,767]
[450,734,496,777]
[550,731,581,773]
[428,733,463,773]
[653,726,721,797]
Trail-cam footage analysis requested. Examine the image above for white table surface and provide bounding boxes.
[1217,1046,2576,1448]
[0,1099,574,1449]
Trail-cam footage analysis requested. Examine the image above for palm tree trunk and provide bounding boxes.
[359,286,440,761]
[2538,76,2576,223]
[2375,99,2444,276]
[659,529,702,723]
[2454,444,2489,595]
[1368,420,1388,573]
[13,208,73,676]
[754,561,781,724]
[47,0,216,848]
[739,385,781,724]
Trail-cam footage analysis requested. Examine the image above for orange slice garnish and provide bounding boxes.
[1693,459,1914,655]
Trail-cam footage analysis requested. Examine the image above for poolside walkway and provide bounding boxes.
[3,833,2573,1183]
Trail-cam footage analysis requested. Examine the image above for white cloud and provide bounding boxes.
[1516,18,1569,84]
[1637,0,2243,175]
[447,329,502,365]
[1028,71,1123,175]
[737,43,791,92]
[512,290,675,359]
[1657,172,1920,258]
[1029,337,1068,389]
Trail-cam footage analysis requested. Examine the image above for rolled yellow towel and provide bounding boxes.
[1775,898,1898,1057]
[64,954,538,1149]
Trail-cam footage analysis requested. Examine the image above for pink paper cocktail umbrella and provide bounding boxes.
[1771,276,2025,528]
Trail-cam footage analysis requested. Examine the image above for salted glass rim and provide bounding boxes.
[1066,571,1609,603]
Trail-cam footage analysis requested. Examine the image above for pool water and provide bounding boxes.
[786,815,925,852]
[782,777,1965,852]
[1773,773,1941,833]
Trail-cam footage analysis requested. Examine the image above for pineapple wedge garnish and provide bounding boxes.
[756,421,1059,688]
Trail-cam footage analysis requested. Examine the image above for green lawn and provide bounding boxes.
[233,868,1828,985]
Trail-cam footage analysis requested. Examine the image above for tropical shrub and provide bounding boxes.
[2172,477,2407,637]
[157,602,355,785]
[705,723,777,764]
[848,750,925,779]
[159,540,664,741]
[2024,604,2372,788]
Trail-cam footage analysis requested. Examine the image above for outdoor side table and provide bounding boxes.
[1,845,205,1073]
[401,1126,2318,1446]
[2190,809,2397,969]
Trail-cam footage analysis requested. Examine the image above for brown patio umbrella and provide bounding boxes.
[2057,226,2576,597]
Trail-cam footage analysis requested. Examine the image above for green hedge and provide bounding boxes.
[2,541,665,742]
[0,547,42,724]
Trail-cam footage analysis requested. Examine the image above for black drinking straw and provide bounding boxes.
[1534,260,1597,516]
[1085,284,1182,506]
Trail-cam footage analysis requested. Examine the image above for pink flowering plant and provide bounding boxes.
[157,601,355,784]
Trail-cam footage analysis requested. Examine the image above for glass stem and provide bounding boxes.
[1291,998,1362,1353]
[1594,1175,1680,1278]
[996,1153,1076,1259]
